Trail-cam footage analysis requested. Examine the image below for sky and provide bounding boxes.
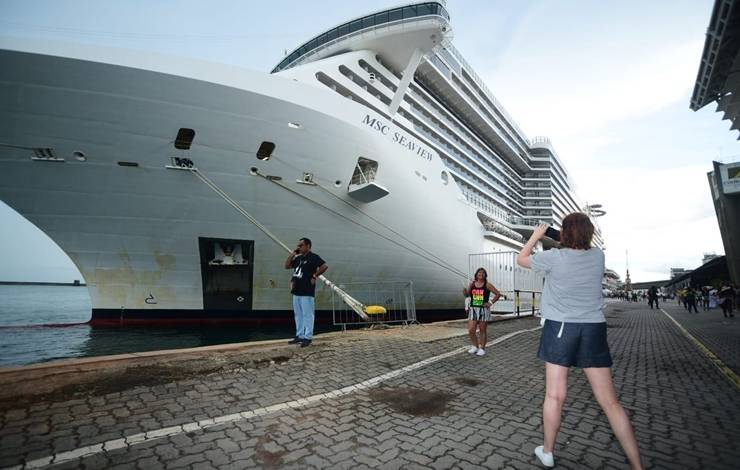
[0,0,737,283]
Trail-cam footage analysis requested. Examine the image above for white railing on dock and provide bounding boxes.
[468,251,543,313]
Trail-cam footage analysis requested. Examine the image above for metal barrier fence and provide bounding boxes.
[513,289,542,317]
[331,281,417,330]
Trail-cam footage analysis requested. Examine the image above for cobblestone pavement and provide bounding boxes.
[657,301,740,375]
[1,304,739,469]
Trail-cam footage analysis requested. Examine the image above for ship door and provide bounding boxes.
[198,237,254,312]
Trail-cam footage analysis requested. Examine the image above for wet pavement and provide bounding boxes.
[0,302,739,469]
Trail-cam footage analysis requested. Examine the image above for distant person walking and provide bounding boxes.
[284,237,327,347]
[647,286,659,310]
[686,287,699,314]
[517,214,643,470]
[719,283,735,318]
[463,268,502,356]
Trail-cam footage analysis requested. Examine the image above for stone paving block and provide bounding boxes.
[134,455,161,469]
[1,307,739,469]
[164,453,207,469]
[203,448,231,467]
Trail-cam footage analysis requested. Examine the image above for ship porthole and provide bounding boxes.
[73,151,86,161]
[288,122,302,129]
[334,180,342,187]
[440,171,449,185]
[256,141,275,161]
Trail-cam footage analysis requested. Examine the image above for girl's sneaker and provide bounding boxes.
[476,348,486,356]
[467,346,478,354]
[534,446,554,467]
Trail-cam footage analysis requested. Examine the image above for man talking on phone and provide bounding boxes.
[284,237,327,347]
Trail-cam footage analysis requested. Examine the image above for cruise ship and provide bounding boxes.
[0,2,603,325]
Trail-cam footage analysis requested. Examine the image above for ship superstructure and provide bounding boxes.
[271,2,603,249]
[0,2,603,324]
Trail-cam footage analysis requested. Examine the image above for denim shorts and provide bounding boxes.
[537,320,612,368]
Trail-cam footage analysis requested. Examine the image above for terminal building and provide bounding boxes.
[670,268,692,280]
[690,0,740,285]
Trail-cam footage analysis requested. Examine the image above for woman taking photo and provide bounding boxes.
[517,213,643,469]
[463,268,502,356]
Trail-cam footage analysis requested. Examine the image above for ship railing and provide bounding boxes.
[509,216,549,227]
[461,189,511,223]
[274,11,450,73]
[480,219,525,242]
[443,44,530,148]
[331,280,417,330]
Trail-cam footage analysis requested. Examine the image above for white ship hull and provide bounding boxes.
[0,43,512,324]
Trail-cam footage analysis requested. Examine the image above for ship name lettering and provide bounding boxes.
[361,114,432,161]
[416,146,432,160]
[362,114,389,135]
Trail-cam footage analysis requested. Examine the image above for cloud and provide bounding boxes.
[486,40,702,140]
[573,165,725,281]
[469,0,706,141]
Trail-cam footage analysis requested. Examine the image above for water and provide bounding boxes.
[0,285,315,368]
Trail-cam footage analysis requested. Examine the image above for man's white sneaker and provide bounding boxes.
[475,348,486,356]
[534,446,554,468]
[467,346,479,354]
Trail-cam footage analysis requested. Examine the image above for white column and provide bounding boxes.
[388,48,424,117]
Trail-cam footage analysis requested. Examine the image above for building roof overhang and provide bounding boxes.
[691,0,740,111]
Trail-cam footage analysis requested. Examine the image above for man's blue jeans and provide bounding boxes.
[292,295,315,340]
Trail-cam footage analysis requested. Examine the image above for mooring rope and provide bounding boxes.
[251,169,469,281]
[188,167,369,320]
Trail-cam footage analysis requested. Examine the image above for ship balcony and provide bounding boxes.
[347,157,389,202]
[347,181,390,202]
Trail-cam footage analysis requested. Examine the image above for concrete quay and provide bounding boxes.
[1,303,739,469]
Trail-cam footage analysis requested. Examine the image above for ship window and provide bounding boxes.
[174,128,195,150]
[417,4,434,16]
[362,16,375,29]
[256,141,275,161]
[441,171,449,185]
[327,29,338,41]
[403,6,416,18]
[375,11,388,24]
[389,8,403,21]
[350,19,362,33]
[337,24,349,37]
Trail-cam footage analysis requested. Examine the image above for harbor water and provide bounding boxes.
[0,285,313,368]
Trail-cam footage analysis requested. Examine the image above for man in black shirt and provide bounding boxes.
[284,237,327,347]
